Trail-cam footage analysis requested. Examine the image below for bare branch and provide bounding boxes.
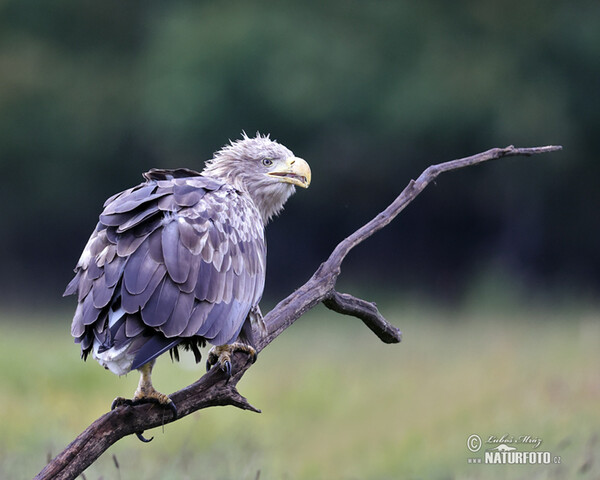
[323,291,402,344]
[35,145,561,480]
[328,145,562,266]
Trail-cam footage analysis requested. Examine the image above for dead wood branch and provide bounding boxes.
[35,144,561,480]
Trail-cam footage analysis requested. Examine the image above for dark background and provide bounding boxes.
[1,1,597,308]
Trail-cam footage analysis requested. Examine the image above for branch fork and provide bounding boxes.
[35,144,561,480]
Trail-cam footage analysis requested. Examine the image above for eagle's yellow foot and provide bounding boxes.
[111,389,177,416]
[110,360,176,442]
[206,343,257,377]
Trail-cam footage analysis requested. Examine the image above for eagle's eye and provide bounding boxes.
[262,158,274,167]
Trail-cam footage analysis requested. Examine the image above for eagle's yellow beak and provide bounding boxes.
[267,157,311,188]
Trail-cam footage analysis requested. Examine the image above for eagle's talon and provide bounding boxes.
[111,392,172,442]
[206,353,218,372]
[111,396,133,410]
[136,432,154,443]
[206,343,257,380]
[111,394,177,419]
[129,396,178,419]
[167,400,178,419]
[222,359,232,377]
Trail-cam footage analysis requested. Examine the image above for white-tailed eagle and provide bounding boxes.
[64,134,311,419]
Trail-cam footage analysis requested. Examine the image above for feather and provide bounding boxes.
[95,313,108,334]
[132,214,163,239]
[80,332,94,351]
[199,300,246,345]
[173,183,207,207]
[112,326,131,350]
[140,276,179,327]
[179,252,202,293]
[115,203,161,233]
[221,251,232,274]
[180,301,213,337]
[212,248,225,272]
[86,260,102,280]
[162,219,192,284]
[105,226,119,244]
[147,227,163,263]
[143,167,203,181]
[221,219,233,235]
[81,293,101,326]
[157,195,176,211]
[64,271,81,297]
[102,185,158,215]
[71,302,86,338]
[95,245,110,268]
[121,263,166,313]
[107,190,170,217]
[212,310,247,346]
[188,229,208,256]
[116,231,148,257]
[160,292,195,337]
[237,317,255,348]
[194,261,215,301]
[77,271,93,302]
[230,243,244,275]
[193,303,221,339]
[99,211,130,227]
[92,274,116,309]
[178,217,200,253]
[104,255,126,288]
[131,335,181,370]
[105,244,117,264]
[123,241,160,295]
[252,269,266,306]
[207,223,221,253]
[105,315,128,350]
[231,270,245,308]
[201,233,215,264]
[222,267,234,304]
[103,188,129,208]
[125,314,146,338]
[71,292,100,338]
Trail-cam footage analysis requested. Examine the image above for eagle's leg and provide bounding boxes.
[206,343,257,377]
[111,360,177,419]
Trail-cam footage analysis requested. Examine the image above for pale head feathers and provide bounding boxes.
[202,133,298,224]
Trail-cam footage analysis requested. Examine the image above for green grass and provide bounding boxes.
[1,303,599,479]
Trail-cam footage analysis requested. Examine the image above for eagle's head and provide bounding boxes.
[202,133,311,223]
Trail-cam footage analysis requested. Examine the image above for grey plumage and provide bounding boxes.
[65,134,310,376]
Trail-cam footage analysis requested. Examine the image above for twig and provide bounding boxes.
[34,145,561,480]
[322,291,401,343]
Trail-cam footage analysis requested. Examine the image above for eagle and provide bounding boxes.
[64,133,311,418]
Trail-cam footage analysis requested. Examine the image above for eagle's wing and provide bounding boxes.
[65,169,266,371]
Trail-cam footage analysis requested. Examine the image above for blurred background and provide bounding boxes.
[1,1,599,479]
[1,0,598,305]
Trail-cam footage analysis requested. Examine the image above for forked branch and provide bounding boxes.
[35,145,561,480]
